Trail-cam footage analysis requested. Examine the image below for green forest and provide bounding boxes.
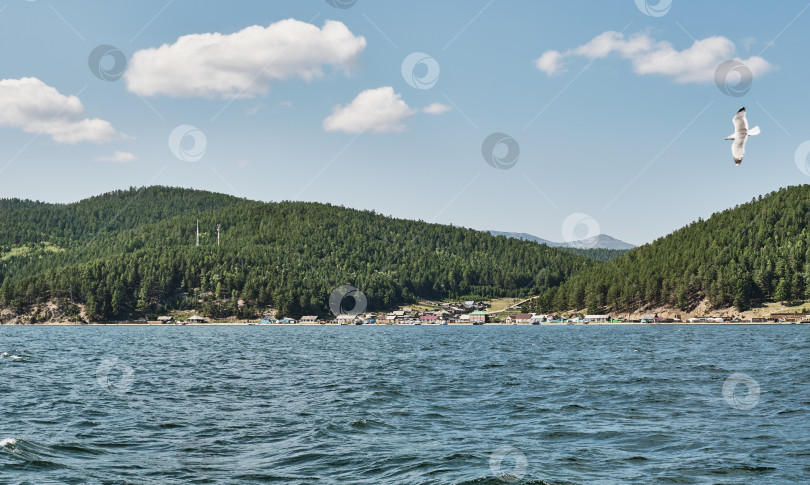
[524,185,810,315]
[0,186,593,322]
[5,185,810,323]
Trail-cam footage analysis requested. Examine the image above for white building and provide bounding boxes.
[337,314,359,324]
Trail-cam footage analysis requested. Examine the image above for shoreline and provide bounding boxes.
[3,321,806,326]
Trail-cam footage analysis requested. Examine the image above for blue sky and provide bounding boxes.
[0,1,809,245]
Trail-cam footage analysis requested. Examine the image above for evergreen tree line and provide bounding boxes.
[0,186,594,321]
[524,185,810,314]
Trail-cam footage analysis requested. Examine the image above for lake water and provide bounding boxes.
[1,325,808,484]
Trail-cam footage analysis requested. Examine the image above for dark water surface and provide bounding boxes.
[0,325,808,484]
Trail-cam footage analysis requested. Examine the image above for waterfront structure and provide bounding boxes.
[506,313,533,324]
[469,311,487,323]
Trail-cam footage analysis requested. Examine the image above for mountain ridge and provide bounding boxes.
[523,185,810,315]
[0,186,595,322]
[489,231,636,250]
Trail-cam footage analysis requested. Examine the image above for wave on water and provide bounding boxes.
[1,438,17,448]
[0,351,31,360]
[0,325,807,483]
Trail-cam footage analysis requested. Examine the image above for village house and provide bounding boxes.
[469,311,487,323]
[640,313,660,323]
[420,315,439,324]
[770,312,810,322]
[584,314,610,323]
[337,314,358,324]
[300,315,318,324]
[188,315,206,324]
[157,316,174,324]
[506,313,533,324]
[529,314,547,324]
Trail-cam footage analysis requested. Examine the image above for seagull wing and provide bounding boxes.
[732,134,747,165]
[733,108,748,134]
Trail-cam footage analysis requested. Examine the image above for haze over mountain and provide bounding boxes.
[489,231,636,250]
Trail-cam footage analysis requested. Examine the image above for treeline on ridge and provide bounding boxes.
[524,185,810,315]
[0,186,594,321]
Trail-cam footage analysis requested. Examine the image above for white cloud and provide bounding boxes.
[422,102,451,115]
[126,19,366,98]
[323,87,415,134]
[95,151,136,163]
[536,31,773,83]
[535,50,564,76]
[0,77,122,144]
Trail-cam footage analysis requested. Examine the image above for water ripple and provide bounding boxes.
[0,325,808,483]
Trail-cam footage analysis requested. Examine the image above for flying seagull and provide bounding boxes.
[724,107,760,165]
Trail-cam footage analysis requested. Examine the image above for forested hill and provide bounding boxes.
[525,185,810,315]
[0,186,594,322]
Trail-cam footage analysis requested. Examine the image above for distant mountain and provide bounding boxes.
[489,231,636,250]
[561,234,637,250]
